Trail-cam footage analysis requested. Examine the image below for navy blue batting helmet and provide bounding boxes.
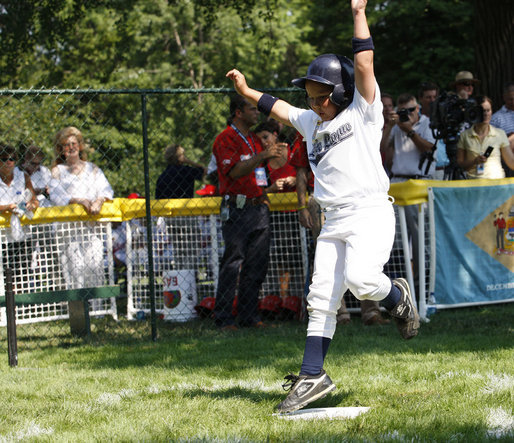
[292,54,355,111]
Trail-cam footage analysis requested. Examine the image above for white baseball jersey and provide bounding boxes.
[288,82,389,209]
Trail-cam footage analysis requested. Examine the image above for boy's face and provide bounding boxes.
[305,80,339,121]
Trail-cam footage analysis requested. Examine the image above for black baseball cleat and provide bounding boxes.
[389,278,420,340]
[275,369,336,414]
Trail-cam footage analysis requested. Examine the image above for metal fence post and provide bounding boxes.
[5,268,18,367]
[141,93,158,341]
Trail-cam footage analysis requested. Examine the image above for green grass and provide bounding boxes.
[1,304,513,442]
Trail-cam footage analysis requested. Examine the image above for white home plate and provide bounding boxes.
[274,407,370,420]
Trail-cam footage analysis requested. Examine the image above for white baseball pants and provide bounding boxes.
[306,195,396,338]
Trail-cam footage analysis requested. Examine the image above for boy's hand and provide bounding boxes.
[226,69,250,96]
[351,0,367,12]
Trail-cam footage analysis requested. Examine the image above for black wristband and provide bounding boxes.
[352,36,374,53]
[257,93,279,116]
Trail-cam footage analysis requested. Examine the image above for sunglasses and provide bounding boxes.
[459,81,474,87]
[400,107,417,114]
[0,157,16,162]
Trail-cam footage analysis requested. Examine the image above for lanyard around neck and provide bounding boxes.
[231,124,256,156]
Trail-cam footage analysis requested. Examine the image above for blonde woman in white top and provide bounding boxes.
[50,127,114,290]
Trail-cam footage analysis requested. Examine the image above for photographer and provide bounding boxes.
[457,96,514,179]
[380,93,436,181]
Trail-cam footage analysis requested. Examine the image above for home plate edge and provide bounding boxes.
[273,406,370,420]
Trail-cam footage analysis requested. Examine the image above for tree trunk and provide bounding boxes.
[474,0,514,110]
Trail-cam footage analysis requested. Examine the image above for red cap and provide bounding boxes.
[127,193,141,199]
[195,184,217,196]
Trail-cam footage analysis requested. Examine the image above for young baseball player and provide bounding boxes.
[226,0,419,413]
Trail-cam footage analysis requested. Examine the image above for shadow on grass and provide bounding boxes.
[179,385,351,410]
[2,303,513,371]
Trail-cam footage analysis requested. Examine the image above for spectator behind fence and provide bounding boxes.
[155,144,206,199]
[457,96,514,179]
[50,126,114,289]
[451,71,479,100]
[255,120,298,305]
[417,81,450,180]
[0,143,39,290]
[490,81,514,177]
[20,144,52,207]
[382,93,436,181]
[418,82,438,119]
[255,120,297,194]
[212,94,280,330]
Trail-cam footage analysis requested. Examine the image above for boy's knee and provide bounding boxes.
[345,269,375,300]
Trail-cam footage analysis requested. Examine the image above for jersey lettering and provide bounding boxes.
[309,122,353,166]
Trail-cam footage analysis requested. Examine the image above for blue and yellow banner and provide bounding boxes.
[432,182,514,305]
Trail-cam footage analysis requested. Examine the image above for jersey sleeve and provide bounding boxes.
[350,81,384,126]
[288,106,318,140]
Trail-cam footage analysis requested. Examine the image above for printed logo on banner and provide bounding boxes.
[163,290,181,309]
[466,197,514,272]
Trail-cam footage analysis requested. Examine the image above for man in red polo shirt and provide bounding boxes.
[212,95,280,330]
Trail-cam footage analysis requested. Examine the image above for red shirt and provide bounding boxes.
[290,132,315,190]
[213,125,265,198]
[494,217,506,229]
[268,147,297,192]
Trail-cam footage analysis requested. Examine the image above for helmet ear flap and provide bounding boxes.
[330,84,346,107]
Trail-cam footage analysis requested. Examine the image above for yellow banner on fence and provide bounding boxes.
[389,177,514,206]
[1,178,512,227]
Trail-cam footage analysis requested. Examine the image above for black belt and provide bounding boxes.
[225,194,269,207]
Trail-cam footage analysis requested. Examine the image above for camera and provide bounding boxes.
[397,109,410,122]
[430,91,483,142]
[428,91,483,180]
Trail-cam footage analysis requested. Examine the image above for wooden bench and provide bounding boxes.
[0,285,120,336]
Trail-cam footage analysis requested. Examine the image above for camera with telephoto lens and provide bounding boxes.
[430,91,483,143]
[428,91,483,180]
[397,108,410,122]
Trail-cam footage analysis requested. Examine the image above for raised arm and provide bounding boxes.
[226,69,293,127]
[352,0,375,104]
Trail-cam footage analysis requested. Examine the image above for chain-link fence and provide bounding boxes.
[0,88,414,356]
